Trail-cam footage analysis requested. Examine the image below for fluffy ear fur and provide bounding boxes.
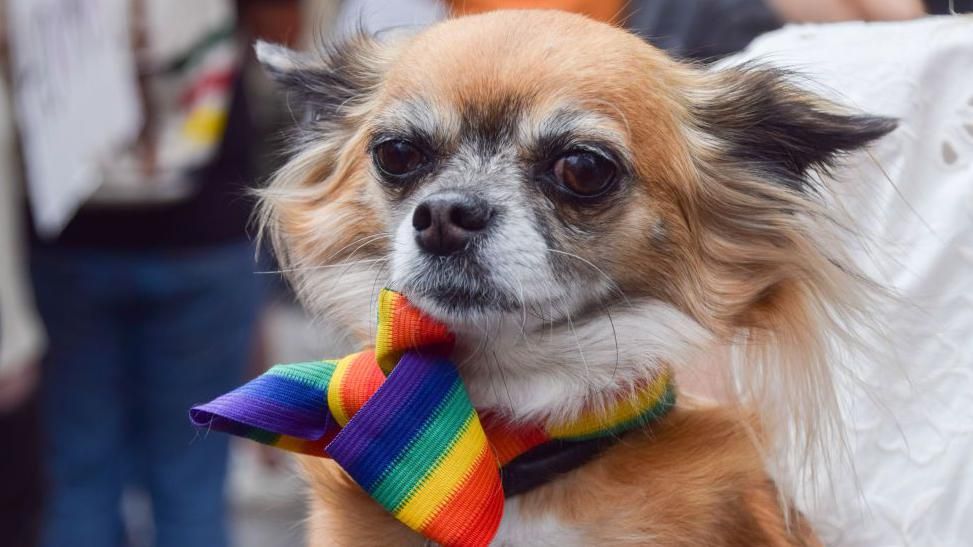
[675,65,895,492]
[253,36,396,341]
[255,36,389,134]
[693,65,896,190]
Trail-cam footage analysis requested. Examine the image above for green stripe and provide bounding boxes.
[560,387,676,442]
[246,428,281,445]
[395,414,477,513]
[160,23,236,75]
[267,360,337,390]
[369,380,474,511]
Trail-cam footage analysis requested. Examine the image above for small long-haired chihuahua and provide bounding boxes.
[256,10,894,546]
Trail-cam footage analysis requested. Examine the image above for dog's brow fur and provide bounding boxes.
[457,92,531,153]
[370,98,457,151]
[523,107,631,165]
[256,9,893,546]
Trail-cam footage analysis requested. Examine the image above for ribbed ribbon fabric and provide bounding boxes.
[189,289,675,546]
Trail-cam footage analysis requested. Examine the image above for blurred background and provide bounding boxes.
[0,1,969,547]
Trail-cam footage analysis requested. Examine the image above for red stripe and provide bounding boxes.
[482,416,550,465]
[421,446,504,546]
[390,296,454,356]
[179,69,235,107]
[298,427,338,457]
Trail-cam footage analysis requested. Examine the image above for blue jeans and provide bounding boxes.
[32,243,264,547]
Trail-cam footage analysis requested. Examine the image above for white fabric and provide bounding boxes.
[92,0,240,206]
[334,0,446,37]
[728,16,973,546]
[0,71,45,373]
[7,0,141,236]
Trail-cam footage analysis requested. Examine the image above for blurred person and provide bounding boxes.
[766,0,924,21]
[769,0,973,19]
[926,0,973,12]
[22,1,299,547]
[628,0,949,60]
[0,61,45,547]
[337,0,932,62]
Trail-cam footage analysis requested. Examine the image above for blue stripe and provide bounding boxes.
[191,373,332,440]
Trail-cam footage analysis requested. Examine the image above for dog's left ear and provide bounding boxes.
[255,36,388,131]
[694,66,896,189]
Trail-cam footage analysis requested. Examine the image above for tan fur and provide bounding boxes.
[257,9,891,546]
[523,406,822,547]
[303,458,423,547]
[301,406,821,546]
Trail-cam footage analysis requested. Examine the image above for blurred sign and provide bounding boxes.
[8,0,141,237]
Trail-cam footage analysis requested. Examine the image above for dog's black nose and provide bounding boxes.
[412,193,494,256]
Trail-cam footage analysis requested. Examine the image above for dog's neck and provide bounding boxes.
[446,299,712,426]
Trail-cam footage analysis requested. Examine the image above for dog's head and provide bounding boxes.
[258,11,893,428]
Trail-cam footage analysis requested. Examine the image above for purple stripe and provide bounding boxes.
[189,374,334,439]
[326,351,458,491]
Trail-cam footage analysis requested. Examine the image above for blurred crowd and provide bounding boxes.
[0,1,966,547]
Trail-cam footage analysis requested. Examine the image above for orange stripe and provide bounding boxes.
[339,351,385,419]
[376,290,454,373]
[392,295,453,355]
[455,488,504,547]
[420,445,503,546]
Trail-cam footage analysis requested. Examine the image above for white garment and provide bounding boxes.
[7,0,242,235]
[727,16,973,546]
[7,0,141,236]
[91,0,240,206]
[333,0,445,37]
[0,73,45,375]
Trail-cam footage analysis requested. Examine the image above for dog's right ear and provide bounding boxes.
[692,65,896,192]
[255,36,386,130]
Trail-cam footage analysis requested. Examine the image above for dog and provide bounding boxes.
[255,10,894,546]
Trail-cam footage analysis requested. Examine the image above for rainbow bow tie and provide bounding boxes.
[190,289,674,546]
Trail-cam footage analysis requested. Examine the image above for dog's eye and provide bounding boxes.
[552,151,617,197]
[373,140,425,177]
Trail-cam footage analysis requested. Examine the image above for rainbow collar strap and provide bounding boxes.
[190,289,675,546]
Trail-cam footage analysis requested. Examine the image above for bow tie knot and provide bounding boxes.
[190,289,675,546]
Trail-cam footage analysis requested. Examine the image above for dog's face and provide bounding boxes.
[266,12,697,327]
[374,24,685,326]
[259,11,892,421]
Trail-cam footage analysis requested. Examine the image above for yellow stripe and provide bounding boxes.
[395,415,489,529]
[376,290,401,373]
[326,354,358,427]
[547,370,671,438]
[182,106,228,144]
[275,435,307,452]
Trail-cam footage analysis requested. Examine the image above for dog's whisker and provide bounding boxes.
[368,260,391,341]
[555,290,591,387]
[601,300,622,386]
[512,276,531,345]
[317,234,396,299]
[318,232,393,265]
[545,248,631,308]
[256,257,388,275]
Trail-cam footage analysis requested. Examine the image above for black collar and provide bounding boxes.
[500,435,621,498]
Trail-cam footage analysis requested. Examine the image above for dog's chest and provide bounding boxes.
[489,498,585,547]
